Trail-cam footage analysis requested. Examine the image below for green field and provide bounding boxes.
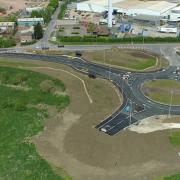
[82,49,167,71]
[169,132,180,146]
[163,173,180,180]
[0,66,70,179]
[143,80,180,105]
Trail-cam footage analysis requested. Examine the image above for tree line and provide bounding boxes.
[31,0,59,23]
[58,36,180,44]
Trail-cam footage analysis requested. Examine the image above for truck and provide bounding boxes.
[157,26,177,33]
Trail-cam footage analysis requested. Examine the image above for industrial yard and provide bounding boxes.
[54,0,180,44]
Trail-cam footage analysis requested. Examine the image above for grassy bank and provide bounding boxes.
[0,66,70,179]
[143,80,180,105]
[82,48,167,71]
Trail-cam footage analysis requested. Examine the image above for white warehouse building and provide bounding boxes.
[77,0,179,19]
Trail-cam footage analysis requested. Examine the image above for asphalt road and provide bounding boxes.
[0,50,179,135]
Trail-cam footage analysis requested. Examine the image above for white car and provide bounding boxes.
[101,128,107,133]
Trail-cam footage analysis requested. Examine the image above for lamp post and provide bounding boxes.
[168,90,173,118]
[129,100,132,126]
[109,62,111,80]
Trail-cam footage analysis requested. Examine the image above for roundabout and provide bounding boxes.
[0,45,179,136]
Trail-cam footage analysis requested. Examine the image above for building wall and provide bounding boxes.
[18,21,44,27]
[20,35,32,42]
[170,12,180,21]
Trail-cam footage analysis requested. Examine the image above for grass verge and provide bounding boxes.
[82,48,168,71]
[143,80,180,105]
[0,66,70,179]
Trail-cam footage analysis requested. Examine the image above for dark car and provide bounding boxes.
[88,73,96,79]
[75,51,82,56]
[58,44,64,48]
[42,47,49,50]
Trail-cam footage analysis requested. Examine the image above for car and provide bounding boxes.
[58,44,64,48]
[101,128,107,133]
[88,73,96,79]
[42,47,49,50]
[75,51,82,56]
[35,46,41,49]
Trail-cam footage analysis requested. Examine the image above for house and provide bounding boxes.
[20,31,33,43]
[0,22,15,34]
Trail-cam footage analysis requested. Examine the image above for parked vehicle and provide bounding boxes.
[58,44,64,48]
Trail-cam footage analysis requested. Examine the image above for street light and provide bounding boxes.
[168,90,173,118]
[129,100,132,126]
[121,75,125,95]
[104,49,106,64]
[109,57,112,80]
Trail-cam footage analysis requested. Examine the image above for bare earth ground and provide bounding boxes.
[0,0,49,14]
[0,58,179,180]
[0,0,26,14]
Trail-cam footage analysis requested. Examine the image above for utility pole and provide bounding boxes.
[168,91,173,118]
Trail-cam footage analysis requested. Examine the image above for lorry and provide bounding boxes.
[157,26,177,33]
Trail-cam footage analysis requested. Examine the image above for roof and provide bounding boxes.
[18,18,44,22]
[20,31,33,36]
[0,22,15,26]
[85,0,124,7]
[77,0,177,14]
[133,14,162,22]
[114,0,177,13]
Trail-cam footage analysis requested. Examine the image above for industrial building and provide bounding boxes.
[17,18,44,28]
[77,0,179,20]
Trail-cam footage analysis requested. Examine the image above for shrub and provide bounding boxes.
[0,72,10,84]
[40,80,56,93]
[0,37,16,48]
[71,32,80,34]
[58,1,68,19]
[1,100,15,109]
[15,102,27,111]
[21,40,36,46]
[73,26,80,29]
[12,74,28,85]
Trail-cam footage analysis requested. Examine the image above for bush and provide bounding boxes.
[21,40,36,46]
[12,74,28,85]
[73,26,80,29]
[0,37,16,48]
[15,102,27,111]
[0,72,10,84]
[58,2,67,19]
[71,32,80,34]
[40,80,56,93]
[31,0,59,23]
[1,100,15,109]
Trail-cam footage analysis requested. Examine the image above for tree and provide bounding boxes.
[34,22,43,39]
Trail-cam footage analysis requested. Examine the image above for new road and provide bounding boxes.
[0,45,179,135]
